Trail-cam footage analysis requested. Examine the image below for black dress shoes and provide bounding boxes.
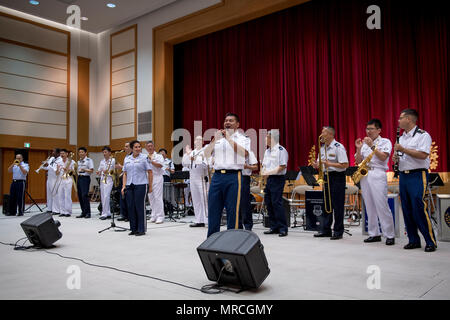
[264,229,279,235]
[76,215,85,218]
[84,215,91,218]
[117,217,126,221]
[135,232,145,236]
[128,231,136,236]
[425,245,436,252]
[278,231,288,237]
[190,223,205,227]
[403,243,421,250]
[314,233,332,238]
[330,234,343,240]
[386,238,395,246]
[364,236,382,243]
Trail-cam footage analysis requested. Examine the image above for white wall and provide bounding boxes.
[95,0,221,144]
[0,0,220,146]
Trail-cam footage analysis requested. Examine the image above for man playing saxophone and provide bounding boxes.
[355,119,395,245]
[312,126,348,240]
[55,149,75,217]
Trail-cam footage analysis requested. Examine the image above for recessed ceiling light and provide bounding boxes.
[106,3,116,8]
[81,17,88,21]
[29,0,39,5]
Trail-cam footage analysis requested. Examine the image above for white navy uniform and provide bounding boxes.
[42,156,58,212]
[188,147,209,225]
[55,157,75,216]
[357,136,395,239]
[98,158,116,217]
[181,152,192,207]
[147,152,165,223]
[162,158,175,181]
[398,126,437,248]
[262,144,289,234]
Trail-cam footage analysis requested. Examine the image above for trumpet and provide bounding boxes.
[35,156,51,173]
[317,133,332,214]
[13,159,20,166]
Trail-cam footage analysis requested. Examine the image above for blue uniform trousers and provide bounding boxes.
[126,184,147,233]
[239,175,253,231]
[77,176,91,216]
[322,172,346,236]
[9,180,26,215]
[264,175,288,233]
[207,170,243,237]
[399,170,437,247]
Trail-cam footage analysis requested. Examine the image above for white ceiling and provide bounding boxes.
[0,0,177,33]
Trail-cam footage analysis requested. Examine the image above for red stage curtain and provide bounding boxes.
[174,0,449,171]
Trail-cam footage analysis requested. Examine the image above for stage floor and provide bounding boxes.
[1,204,449,300]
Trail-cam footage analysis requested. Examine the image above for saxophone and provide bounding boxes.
[352,145,377,184]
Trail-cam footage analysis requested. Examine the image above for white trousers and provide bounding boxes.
[360,169,395,238]
[46,177,57,212]
[100,178,113,217]
[149,174,164,221]
[190,175,208,224]
[58,178,73,215]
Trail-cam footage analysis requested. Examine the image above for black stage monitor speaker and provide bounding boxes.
[3,194,11,216]
[20,213,62,248]
[197,230,270,289]
[305,190,325,231]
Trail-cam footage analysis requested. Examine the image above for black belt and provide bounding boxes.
[13,179,25,182]
[324,171,346,177]
[78,175,90,178]
[400,168,427,174]
[215,169,241,174]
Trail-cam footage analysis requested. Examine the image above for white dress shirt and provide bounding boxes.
[262,144,289,175]
[398,126,431,171]
[242,151,258,176]
[318,139,348,172]
[78,157,94,176]
[358,136,392,171]
[212,131,250,170]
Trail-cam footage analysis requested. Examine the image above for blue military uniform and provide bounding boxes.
[398,126,437,249]
[9,161,29,216]
[262,144,289,235]
[77,156,94,218]
[318,139,348,237]
[207,131,250,237]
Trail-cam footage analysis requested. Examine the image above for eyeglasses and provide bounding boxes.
[365,128,378,131]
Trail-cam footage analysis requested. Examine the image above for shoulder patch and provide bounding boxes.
[417,129,425,134]
[334,142,340,147]
[279,146,283,150]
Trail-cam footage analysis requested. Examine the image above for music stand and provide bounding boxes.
[299,166,320,187]
[98,187,129,233]
[346,166,360,189]
[24,179,43,213]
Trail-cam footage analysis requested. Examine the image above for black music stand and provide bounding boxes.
[98,188,129,233]
[299,166,320,187]
[24,179,43,213]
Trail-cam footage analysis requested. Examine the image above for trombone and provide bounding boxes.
[35,156,51,173]
[317,133,332,214]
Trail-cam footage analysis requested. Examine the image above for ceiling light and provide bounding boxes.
[106,3,116,8]
[29,0,39,5]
